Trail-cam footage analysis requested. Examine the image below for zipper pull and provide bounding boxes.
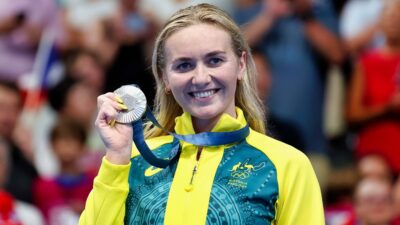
[185,161,198,192]
[184,147,203,192]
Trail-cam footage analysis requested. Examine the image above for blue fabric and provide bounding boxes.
[234,0,338,153]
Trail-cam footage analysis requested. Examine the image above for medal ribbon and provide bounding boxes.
[132,107,250,168]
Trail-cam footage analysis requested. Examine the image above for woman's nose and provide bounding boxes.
[192,64,211,85]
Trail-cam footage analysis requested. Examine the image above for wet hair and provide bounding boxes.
[146,3,266,137]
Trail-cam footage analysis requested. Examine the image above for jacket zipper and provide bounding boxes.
[185,146,203,192]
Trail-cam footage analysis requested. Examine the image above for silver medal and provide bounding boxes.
[114,85,147,123]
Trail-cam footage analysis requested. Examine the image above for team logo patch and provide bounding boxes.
[228,159,265,188]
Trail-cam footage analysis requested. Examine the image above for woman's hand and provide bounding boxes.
[95,92,133,165]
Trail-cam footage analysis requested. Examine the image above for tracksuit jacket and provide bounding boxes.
[79,108,324,225]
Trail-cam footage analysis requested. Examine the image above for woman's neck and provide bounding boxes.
[60,163,82,176]
[193,117,220,133]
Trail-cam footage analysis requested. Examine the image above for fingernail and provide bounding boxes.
[118,103,128,110]
[108,119,116,127]
[115,96,124,104]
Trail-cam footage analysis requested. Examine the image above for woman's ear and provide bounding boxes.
[162,71,170,91]
[238,51,247,81]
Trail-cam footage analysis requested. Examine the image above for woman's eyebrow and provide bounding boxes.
[205,51,226,57]
[172,57,192,63]
[171,51,226,63]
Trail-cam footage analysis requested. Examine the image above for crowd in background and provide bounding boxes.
[0,0,399,224]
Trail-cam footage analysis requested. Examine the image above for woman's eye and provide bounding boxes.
[175,62,193,72]
[208,57,223,67]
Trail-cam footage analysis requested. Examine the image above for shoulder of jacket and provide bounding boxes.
[246,130,310,166]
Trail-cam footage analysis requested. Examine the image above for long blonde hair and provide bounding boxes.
[146,3,266,137]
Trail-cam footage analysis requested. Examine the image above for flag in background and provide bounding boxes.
[19,28,64,110]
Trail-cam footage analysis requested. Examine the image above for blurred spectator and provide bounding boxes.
[0,137,44,225]
[357,154,393,181]
[252,49,306,150]
[0,81,38,204]
[332,0,349,16]
[33,77,102,177]
[326,174,399,225]
[252,49,272,102]
[340,0,385,56]
[0,0,58,82]
[394,177,400,222]
[34,118,95,225]
[49,79,99,140]
[326,200,356,225]
[54,0,119,65]
[234,0,344,156]
[64,48,106,93]
[326,150,397,225]
[325,178,357,225]
[0,137,22,225]
[61,0,117,32]
[138,0,234,26]
[354,178,396,225]
[103,0,156,106]
[112,0,156,46]
[346,0,400,174]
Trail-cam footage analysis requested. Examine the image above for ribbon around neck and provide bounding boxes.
[132,107,250,168]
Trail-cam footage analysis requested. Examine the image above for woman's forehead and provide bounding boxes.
[164,24,233,59]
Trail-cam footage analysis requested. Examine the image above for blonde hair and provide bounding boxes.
[146,3,266,137]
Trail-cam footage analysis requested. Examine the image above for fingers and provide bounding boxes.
[96,92,128,127]
[97,92,127,110]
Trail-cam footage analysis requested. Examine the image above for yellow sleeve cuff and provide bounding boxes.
[95,157,131,188]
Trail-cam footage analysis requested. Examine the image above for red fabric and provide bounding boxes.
[393,217,400,225]
[393,216,400,225]
[33,171,95,221]
[357,50,400,173]
[0,190,22,225]
[325,201,356,225]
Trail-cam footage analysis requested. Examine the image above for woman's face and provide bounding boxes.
[163,24,246,130]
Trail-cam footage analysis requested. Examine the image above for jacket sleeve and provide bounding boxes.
[275,153,325,225]
[79,157,131,225]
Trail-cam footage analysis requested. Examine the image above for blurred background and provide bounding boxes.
[0,0,399,224]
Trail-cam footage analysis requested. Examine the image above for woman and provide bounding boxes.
[346,0,400,174]
[79,4,323,225]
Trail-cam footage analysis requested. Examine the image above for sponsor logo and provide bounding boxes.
[145,166,163,177]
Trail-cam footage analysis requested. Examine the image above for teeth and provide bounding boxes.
[192,90,216,98]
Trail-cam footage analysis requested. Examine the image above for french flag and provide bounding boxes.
[20,29,64,110]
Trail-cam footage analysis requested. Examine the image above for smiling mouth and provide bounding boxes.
[189,89,219,98]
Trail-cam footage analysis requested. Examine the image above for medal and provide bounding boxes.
[114,85,147,123]
[113,84,250,168]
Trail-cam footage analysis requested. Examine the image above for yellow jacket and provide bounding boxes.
[79,108,324,225]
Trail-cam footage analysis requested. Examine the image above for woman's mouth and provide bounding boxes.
[189,89,219,99]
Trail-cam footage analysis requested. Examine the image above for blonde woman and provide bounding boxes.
[80,4,324,225]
